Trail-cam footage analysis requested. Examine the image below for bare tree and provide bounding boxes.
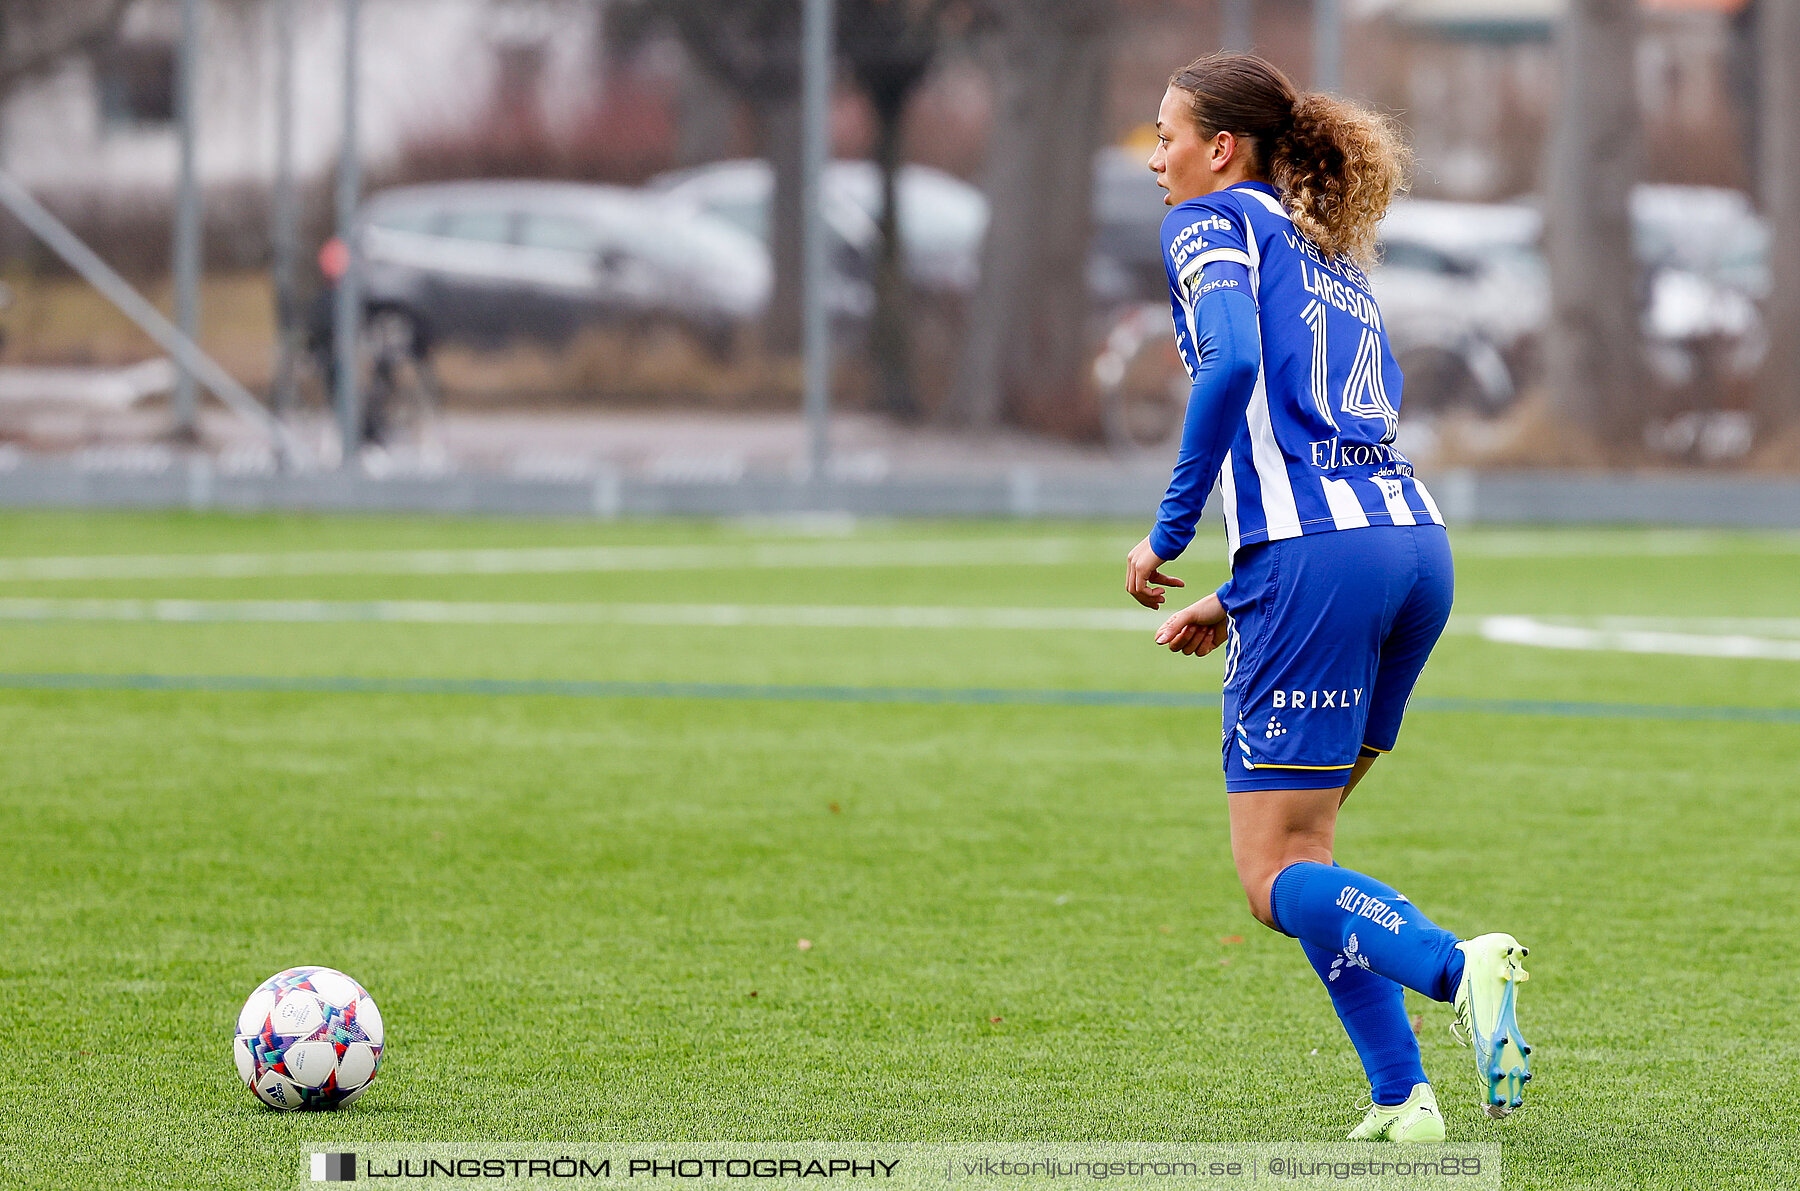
[838,0,956,422]
[1543,0,1644,455]
[614,0,809,352]
[948,0,1114,434]
[1759,0,1800,435]
[0,0,134,101]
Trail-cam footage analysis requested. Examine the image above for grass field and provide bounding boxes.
[2,512,1797,1190]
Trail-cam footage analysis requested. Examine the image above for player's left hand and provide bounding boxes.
[1156,593,1228,657]
[1126,536,1184,609]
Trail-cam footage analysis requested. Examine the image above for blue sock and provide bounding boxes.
[1270,860,1465,1004]
[1300,939,1426,1106]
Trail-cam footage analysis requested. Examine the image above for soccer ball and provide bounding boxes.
[233,966,384,1110]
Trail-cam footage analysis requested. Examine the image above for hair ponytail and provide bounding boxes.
[1270,92,1410,266]
[1169,54,1411,267]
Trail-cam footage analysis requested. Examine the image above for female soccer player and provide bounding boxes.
[1123,54,1531,1141]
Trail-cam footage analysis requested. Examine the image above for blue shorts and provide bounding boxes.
[1217,523,1453,793]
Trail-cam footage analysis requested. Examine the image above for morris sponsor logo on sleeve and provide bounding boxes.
[1171,238,1210,269]
[1170,214,1235,264]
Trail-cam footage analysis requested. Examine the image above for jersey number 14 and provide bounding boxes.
[1301,299,1399,442]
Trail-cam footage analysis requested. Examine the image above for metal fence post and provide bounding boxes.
[271,0,300,427]
[1223,0,1253,52]
[173,0,202,440]
[801,0,834,486]
[332,0,363,465]
[1314,0,1342,92]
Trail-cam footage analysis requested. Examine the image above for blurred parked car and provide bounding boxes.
[1377,186,1771,406]
[317,180,771,364]
[307,180,770,444]
[1091,155,1547,428]
[1091,145,1174,303]
[1634,184,1770,299]
[1097,183,1774,450]
[648,159,988,319]
[1631,184,1769,389]
[1370,198,1546,415]
[1095,197,1544,449]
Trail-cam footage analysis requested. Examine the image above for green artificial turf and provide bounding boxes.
[0,513,1796,1190]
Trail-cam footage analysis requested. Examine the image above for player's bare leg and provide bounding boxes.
[1228,786,1341,929]
[1339,753,1378,806]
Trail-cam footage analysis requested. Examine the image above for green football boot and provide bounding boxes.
[1347,1082,1446,1142]
[1452,933,1532,1118]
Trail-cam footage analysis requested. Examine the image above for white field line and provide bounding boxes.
[0,537,1107,582]
[2,531,1791,582]
[1478,615,1800,661]
[1592,615,1800,637]
[6,594,1796,657]
[0,597,1166,632]
[1448,530,1800,558]
[1446,614,1800,638]
[7,608,1792,662]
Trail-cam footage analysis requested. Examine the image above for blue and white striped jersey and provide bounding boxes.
[1160,181,1443,560]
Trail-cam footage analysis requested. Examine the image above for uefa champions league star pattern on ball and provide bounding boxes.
[233,966,384,1110]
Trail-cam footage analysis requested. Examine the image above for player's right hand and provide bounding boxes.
[1126,535,1184,609]
[1156,593,1228,657]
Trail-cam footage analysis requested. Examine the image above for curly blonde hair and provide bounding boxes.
[1169,54,1412,267]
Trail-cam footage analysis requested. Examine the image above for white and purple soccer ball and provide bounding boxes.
[233,966,384,1110]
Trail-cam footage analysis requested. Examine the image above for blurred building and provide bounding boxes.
[1367,0,1756,199]
[0,0,1764,267]
[950,0,1758,205]
[0,0,614,268]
